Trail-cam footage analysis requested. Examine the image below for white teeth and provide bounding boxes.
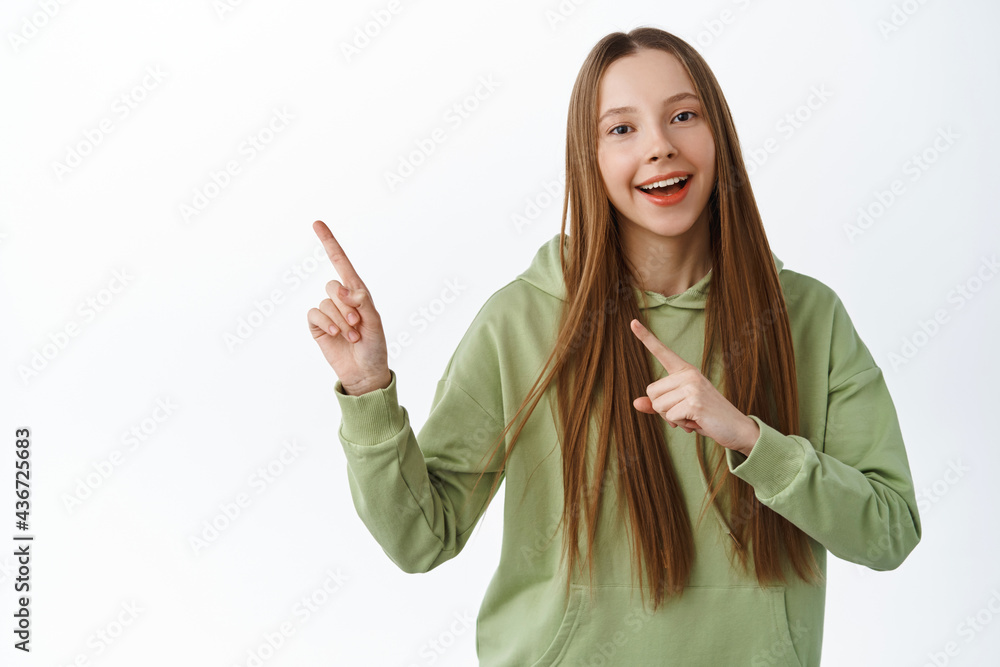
[639,175,689,190]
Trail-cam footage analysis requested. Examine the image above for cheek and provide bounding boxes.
[596,157,615,195]
[598,152,629,189]
[696,134,716,171]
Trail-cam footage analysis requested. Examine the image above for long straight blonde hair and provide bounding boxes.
[466,26,822,612]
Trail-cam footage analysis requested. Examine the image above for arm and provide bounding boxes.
[723,297,922,571]
[334,324,507,574]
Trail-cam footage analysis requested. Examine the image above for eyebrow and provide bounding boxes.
[598,92,700,124]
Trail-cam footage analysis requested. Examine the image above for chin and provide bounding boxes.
[630,217,699,239]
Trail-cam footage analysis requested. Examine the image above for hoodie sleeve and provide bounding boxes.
[332,308,508,574]
[723,294,922,571]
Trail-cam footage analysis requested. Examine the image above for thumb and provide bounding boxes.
[339,285,379,326]
[633,396,656,414]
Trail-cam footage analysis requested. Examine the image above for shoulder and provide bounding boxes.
[776,265,861,342]
[432,276,560,428]
[777,267,845,317]
[439,277,552,370]
[776,266,877,384]
[461,276,563,334]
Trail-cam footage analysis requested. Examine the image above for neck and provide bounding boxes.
[622,212,712,298]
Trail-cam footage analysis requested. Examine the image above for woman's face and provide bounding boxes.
[596,49,716,246]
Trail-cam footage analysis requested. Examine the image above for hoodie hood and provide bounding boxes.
[516,233,784,310]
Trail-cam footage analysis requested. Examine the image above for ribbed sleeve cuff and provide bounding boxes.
[725,415,806,499]
[333,369,406,446]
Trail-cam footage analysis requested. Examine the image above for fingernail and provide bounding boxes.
[348,330,360,343]
[339,286,349,298]
[329,326,339,336]
[347,312,358,325]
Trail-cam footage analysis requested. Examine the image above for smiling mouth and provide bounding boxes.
[636,175,690,196]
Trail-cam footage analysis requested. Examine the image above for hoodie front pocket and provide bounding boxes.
[534,583,806,667]
[530,584,587,667]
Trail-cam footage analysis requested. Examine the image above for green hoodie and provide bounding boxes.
[333,232,921,666]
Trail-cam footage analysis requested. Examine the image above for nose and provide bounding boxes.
[647,123,676,162]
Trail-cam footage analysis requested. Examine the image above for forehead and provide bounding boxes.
[598,49,696,108]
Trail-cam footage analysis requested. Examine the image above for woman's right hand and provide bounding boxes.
[307,220,391,396]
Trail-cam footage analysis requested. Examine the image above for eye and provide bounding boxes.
[674,111,697,122]
[609,124,631,135]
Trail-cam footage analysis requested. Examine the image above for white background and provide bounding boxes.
[2,0,997,665]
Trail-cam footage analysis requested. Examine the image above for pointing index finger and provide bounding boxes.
[630,319,691,375]
[313,220,366,289]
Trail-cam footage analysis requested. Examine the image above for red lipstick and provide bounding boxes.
[635,172,692,206]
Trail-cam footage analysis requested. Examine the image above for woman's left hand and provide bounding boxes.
[629,319,759,456]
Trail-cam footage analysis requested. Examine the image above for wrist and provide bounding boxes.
[344,370,392,396]
[737,416,760,456]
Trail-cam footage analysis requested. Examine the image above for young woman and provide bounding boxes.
[308,26,921,667]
